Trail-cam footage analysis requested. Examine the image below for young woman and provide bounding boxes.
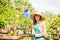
[31,12,46,40]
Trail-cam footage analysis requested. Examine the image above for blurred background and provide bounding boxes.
[0,0,60,40]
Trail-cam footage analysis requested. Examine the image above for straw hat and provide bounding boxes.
[30,12,45,21]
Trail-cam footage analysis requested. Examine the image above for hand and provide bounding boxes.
[35,34,43,37]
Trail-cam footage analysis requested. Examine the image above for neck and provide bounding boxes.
[37,21,40,24]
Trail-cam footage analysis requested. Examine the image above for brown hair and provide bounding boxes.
[33,14,45,25]
[24,4,30,8]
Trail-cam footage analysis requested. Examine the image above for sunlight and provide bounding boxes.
[29,0,60,14]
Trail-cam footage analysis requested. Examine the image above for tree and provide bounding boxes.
[0,0,34,29]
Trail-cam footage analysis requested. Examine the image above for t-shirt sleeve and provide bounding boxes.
[41,22,47,35]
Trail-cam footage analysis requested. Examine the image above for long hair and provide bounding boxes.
[33,14,42,25]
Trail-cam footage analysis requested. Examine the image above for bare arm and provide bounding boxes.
[31,25,36,36]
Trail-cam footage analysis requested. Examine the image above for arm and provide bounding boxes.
[40,22,46,36]
[31,25,35,36]
[31,25,34,34]
[35,22,46,37]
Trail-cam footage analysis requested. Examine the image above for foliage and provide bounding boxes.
[17,18,33,29]
[0,0,60,40]
[42,12,60,39]
[0,0,34,29]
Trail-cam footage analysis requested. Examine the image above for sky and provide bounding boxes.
[29,0,60,14]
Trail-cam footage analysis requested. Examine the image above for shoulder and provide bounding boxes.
[40,21,45,24]
[40,21,46,27]
[32,25,35,29]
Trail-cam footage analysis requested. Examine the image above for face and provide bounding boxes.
[35,15,40,21]
[24,5,29,10]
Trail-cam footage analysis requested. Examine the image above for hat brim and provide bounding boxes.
[30,13,45,21]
